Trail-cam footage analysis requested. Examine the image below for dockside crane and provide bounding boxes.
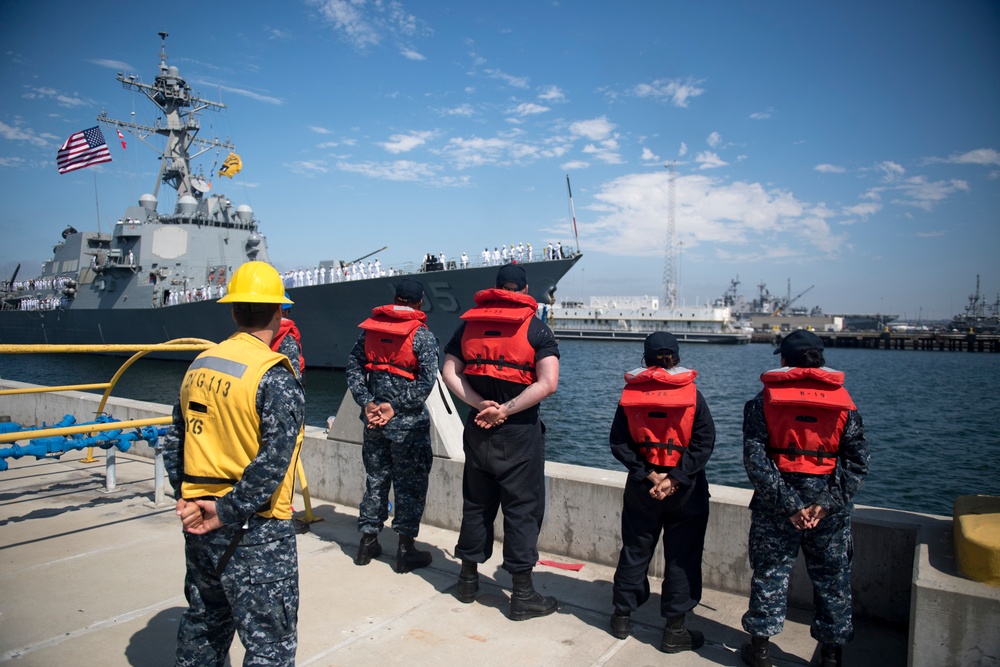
[772,282,814,316]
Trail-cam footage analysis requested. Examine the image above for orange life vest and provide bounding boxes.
[761,366,856,475]
[459,288,538,385]
[358,305,427,380]
[618,366,698,467]
[272,317,305,372]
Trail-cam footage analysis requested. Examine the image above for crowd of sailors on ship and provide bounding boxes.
[4,277,75,293]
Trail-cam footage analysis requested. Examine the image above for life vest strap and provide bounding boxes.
[766,445,839,460]
[467,354,534,372]
[183,474,239,486]
[642,437,686,453]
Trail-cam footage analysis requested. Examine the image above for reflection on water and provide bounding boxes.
[2,340,998,517]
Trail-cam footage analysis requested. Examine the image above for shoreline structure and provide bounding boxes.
[2,378,998,665]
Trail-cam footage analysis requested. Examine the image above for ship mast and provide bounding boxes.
[662,162,677,309]
[96,32,234,202]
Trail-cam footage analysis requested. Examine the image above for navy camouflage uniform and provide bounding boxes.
[345,326,439,538]
[276,329,302,379]
[741,392,869,644]
[164,363,305,667]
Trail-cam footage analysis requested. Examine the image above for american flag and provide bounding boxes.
[56,126,112,174]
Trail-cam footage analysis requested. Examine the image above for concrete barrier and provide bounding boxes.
[2,378,998,664]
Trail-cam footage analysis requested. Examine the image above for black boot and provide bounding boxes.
[354,533,381,566]
[508,571,558,621]
[659,614,705,653]
[819,642,842,667]
[740,636,773,667]
[457,560,479,603]
[609,611,631,639]
[395,535,432,573]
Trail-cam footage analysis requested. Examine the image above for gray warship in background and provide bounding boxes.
[0,34,581,369]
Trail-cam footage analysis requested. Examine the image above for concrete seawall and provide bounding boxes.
[2,378,997,665]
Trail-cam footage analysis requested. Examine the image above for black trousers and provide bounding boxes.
[612,474,709,618]
[454,420,545,574]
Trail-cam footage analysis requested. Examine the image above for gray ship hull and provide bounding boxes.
[0,256,581,369]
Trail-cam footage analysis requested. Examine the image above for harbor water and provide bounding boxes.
[2,340,998,517]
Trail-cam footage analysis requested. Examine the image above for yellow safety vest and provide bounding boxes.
[180,332,301,519]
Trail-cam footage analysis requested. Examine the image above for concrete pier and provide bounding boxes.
[2,379,999,665]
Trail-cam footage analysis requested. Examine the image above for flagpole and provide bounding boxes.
[566,175,580,252]
[94,171,102,235]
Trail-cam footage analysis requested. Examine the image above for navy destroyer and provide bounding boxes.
[0,34,580,368]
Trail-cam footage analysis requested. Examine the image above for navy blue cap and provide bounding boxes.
[644,331,679,360]
[496,263,527,290]
[774,329,824,355]
[395,278,424,303]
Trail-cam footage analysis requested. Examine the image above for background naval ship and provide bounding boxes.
[0,34,580,369]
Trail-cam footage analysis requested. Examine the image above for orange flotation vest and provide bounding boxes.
[460,288,539,385]
[761,366,856,474]
[619,366,698,467]
[358,305,427,380]
[272,317,305,372]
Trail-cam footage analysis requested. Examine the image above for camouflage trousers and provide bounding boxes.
[359,426,433,538]
[176,533,299,667]
[742,508,854,644]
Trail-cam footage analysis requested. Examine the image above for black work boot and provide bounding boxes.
[741,635,773,667]
[354,533,381,566]
[659,614,705,653]
[609,611,631,639]
[508,571,558,621]
[819,642,843,667]
[457,560,479,603]
[395,535,432,573]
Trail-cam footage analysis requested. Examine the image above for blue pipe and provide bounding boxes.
[0,415,168,471]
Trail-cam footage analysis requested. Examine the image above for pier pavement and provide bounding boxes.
[0,450,906,666]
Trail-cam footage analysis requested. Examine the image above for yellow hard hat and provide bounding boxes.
[218,261,294,304]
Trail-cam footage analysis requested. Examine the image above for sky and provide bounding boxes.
[1,0,998,321]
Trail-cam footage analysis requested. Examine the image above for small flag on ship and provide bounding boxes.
[218,152,242,178]
[116,128,126,150]
[56,126,112,174]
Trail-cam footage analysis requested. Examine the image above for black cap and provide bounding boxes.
[774,329,824,355]
[496,263,527,290]
[644,331,679,362]
[394,278,424,303]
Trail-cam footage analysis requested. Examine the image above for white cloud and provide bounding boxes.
[842,202,882,218]
[22,86,91,109]
[641,147,660,162]
[583,138,624,165]
[570,116,616,141]
[483,68,530,89]
[750,108,774,120]
[509,102,549,117]
[0,156,26,168]
[582,171,845,259]
[935,148,1000,166]
[336,159,439,181]
[285,160,330,176]
[815,163,846,173]
[400,48,426,61]
[678,142,688,157]
[309,0,382,48]
[441,103,475,117]
[309,126,332,135]
[892,176,970,211]
[88,58,134,72]
[916,230,947,238]
[379,131,434,154]
[633,77,706,107]
[538,86,566,102]
[707,132,722,148]
[309,0,428,55]
[561,160,590,170]
[876,161,905,181]
[695,151,727,169]
[0,120,51,147]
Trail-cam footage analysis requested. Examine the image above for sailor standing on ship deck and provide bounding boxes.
[163,261,305,667]
[739,330,869,667]
[608,332,715,654]
[346,278,440,572]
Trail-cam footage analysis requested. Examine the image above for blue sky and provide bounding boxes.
[1,0,998,320]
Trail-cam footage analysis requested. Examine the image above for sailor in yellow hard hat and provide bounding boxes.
[164,260,305,666]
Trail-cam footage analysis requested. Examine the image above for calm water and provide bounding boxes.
[3,341,998,517]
